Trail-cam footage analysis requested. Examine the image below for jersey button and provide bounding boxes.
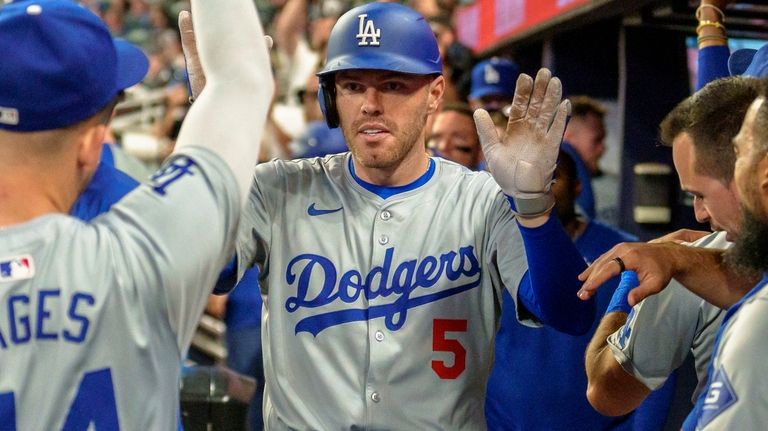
[380,210,391,221]
[371,392,381,403]
[378,235,389,245]
[375,330,384,341]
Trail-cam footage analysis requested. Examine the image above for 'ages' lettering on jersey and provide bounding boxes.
[0,290,95,349]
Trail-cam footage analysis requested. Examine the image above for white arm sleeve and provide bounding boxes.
[173,0,274,206]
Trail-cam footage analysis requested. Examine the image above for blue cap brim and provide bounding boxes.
[114,38,149,91]
[729,48,757,77]
[469,85,514,101]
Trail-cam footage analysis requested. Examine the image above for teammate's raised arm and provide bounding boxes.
[475,68,595,335]
[175,0,274,205]
[0,0,273,428]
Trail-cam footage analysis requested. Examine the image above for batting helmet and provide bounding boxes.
[316,2,442,128]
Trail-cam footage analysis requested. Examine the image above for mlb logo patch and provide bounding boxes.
[0,255,34,282]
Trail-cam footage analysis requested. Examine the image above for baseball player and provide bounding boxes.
[583,76,760,418]
[0,0,272,429]
[684,90,768,430]
[579,77,764,430]
[191,3,595,429]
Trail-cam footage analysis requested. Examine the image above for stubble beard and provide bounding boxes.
[344,109,428,170]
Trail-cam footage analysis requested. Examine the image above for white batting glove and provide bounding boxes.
[474,68,571,218]
[179,11,273,101]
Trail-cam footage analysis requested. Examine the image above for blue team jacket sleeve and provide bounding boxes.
[516,214,595,335]
[697,45,730,90]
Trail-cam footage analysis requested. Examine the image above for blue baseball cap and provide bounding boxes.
[728,43,768,78]
[469,57,519,101]
[0,0,148,132]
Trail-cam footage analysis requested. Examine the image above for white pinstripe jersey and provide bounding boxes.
[236,153,532,430]
[0,148,239,430]
[608,231,729,399]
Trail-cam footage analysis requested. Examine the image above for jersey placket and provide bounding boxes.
[364,203,398,427]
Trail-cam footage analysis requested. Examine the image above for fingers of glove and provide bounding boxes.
[473,108,500,154]
[536,75,563,131]
[506,73,534,122]
[543,99,571,159]
[523,68,553,121]
[265,35,274,50]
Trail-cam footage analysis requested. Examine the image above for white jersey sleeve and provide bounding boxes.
[695,281,768,430]
[607,231,728,395]
[98,147,241,352]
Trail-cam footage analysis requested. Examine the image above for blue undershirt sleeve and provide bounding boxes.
[514,212,595,335]
[697,45,730,91]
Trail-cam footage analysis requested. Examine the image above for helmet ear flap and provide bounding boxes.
[318,78,339,129]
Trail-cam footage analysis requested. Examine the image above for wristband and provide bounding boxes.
[605,270,638,314]
[506,192,556,218]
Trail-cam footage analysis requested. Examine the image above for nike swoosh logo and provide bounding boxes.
[308,203,343,216]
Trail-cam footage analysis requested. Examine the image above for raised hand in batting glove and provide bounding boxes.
[179,11,273,101]
[474,68,570,221]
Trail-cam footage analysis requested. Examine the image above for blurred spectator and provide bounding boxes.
[274,0,343,102]
[427,14,474,103]
[271,0,346,143]
[561,95,607,220]
[468,57,519,113]
[427,103,483,170]
[290,70,347,158]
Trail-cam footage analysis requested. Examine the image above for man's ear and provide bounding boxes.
[427,75,446,114]
[759,153,768,202]
[76,123,107,173]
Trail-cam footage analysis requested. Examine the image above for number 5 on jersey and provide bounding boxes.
[432,319,468,379]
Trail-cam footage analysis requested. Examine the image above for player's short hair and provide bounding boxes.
[662,76,761,184]
[659,97,693,148]
[440,102,473,119]
[568,96,606,120]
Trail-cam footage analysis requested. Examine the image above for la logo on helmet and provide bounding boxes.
[484,65,500,84]
[356,14,380,46]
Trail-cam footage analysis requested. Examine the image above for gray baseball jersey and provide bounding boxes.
[693,276,768,430]
[0,148,239,430]
[607,231,729,399]
[236,153,532,430]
